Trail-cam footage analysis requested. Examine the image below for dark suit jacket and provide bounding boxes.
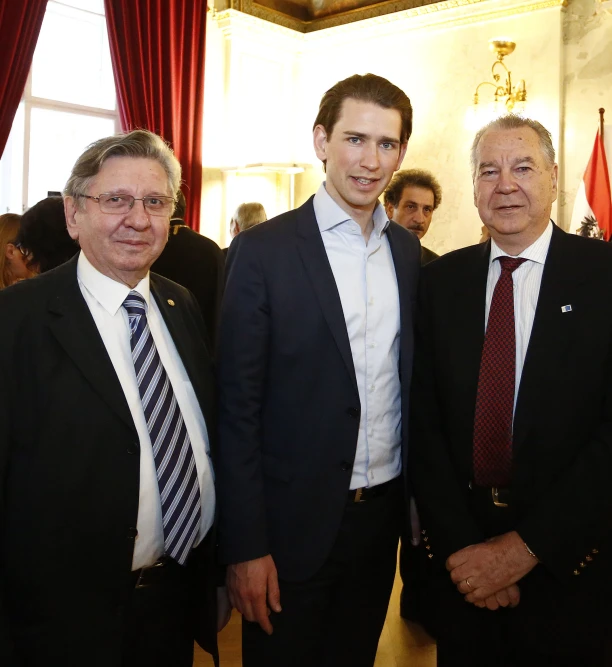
[420,245,439,266]
[0,256,219,666]
[411,226,612,647]
[217,196,420,581]
[151,220,225,349]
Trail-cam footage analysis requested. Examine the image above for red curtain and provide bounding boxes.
[0,0,48,159]
[104,0,207,231]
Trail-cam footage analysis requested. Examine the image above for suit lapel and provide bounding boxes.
[151,277,215,433]
[386,224,413,385]
[46,258,136,434]
[449,242,491,442]
[295,199,358,393]
[513,226,585,451]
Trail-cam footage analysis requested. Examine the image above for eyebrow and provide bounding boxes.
[478,156,537,170]
[342,131,400,144]
[403,199,432,207]
[102,188,170,196]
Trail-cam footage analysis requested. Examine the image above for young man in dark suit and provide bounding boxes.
[0,130,227,667]
[411,116,612,665]
[217,73,420,667]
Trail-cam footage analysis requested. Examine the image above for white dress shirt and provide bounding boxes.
[77,252,216,569]
[485,221,553,410]
[313,183,402,490]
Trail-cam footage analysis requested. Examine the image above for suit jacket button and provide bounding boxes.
[346,407,359,419]
[127,527,138,539]
[127,443,139,455]
[340,461,351,472]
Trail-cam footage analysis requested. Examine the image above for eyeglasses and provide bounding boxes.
[79,193,176,216]
[15,242,30,258]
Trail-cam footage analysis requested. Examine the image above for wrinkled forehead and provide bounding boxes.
[476,127,544,163]
[91,156,171,193]
[400,185,435,207]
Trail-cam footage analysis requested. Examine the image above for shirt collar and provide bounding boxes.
[489,220,553,267]
[313,182,390,238]
[77,250,150,316]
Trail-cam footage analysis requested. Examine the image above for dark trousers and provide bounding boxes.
[121,558,195,667]
[242,477,403,667]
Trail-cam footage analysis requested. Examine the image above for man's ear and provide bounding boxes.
[5,243,17,260]
[64,196,80,241]
[551,163,559,202]
[313,125,329,163]
[384,202,395,220]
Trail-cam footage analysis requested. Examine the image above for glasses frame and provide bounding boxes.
[15,242,30,258]
[79,193,177,217]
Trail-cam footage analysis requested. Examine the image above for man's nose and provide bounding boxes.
[495,170,518,194]
[127,200,152,227]
[360,142,380,170]
[412,207,425,222]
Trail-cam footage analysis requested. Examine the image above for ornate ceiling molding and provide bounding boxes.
[214,0,564,36]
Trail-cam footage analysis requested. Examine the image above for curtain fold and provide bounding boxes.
[0,0,48,158]
[104,0,207,231]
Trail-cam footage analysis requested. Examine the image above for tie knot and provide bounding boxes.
[498,256,527,274]
[123,290,147,316]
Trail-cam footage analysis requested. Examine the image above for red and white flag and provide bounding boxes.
[571,124,612,240]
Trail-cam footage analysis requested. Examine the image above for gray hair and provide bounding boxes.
[233,202,267,231]
[470,115,556,180]
[64,129,181,207]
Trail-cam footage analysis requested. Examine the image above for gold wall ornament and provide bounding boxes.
[473,39,527,113]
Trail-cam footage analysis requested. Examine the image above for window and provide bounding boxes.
[0,0,118,213]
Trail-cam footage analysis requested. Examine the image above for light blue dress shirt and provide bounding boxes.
[313,183,402,490]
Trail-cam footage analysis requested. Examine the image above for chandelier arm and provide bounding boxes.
[474,81,499,95]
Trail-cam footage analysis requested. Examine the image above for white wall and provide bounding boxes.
[201,0,611,250]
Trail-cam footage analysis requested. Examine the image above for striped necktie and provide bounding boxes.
[123,291,201,565]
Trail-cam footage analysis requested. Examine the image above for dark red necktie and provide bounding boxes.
[473,256,527,487]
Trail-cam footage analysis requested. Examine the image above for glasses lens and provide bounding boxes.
[99,194,133,213]
[144,196,175,216]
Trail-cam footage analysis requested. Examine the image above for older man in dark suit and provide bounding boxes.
[217,74,420,667]
[411,116,612,666]
[0,130,225,667]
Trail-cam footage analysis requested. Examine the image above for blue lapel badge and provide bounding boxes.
[561,305,572,313]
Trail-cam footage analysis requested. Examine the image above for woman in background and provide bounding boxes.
[0,213,35,289]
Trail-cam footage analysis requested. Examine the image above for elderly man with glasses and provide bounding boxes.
[0,130,228,667]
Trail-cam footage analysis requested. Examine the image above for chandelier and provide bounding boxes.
[473,39,527,113]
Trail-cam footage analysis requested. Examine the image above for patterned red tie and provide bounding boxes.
[473,256,527,487]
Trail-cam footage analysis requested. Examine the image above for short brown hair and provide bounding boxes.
[384,169,442,210]
[313,74,413,144]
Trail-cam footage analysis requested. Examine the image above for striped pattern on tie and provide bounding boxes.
[123,291,201,565]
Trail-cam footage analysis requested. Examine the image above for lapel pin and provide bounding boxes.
[167,299,175,307]
[561,305,572,313]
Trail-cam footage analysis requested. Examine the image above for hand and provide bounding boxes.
[472,584,521,610]
[216,586,233,632]
[226,555,281,635]
[446,531,537,603]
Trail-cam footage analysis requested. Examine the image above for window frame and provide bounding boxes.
[6,0,119,212]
